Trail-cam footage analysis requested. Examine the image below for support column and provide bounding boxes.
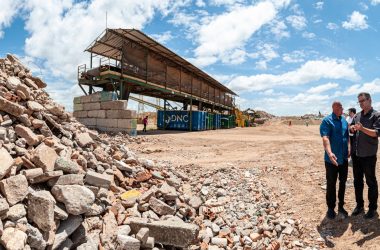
[189,98,193,131]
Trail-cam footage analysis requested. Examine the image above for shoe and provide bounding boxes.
[327,208,336,219]
[351,206,364,216]
[364,209,377,219]
[338,207,349,218]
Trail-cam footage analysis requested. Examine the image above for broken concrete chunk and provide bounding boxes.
[32,143,59,172]
[14,124,40,146]
[1,227,27,250]
[0,198,9,215]
[29,170,63,184]
[148,197,175,216]
[127,218,199,248]
[28,191,56,232]
[85,171,112,188]
[136,227,149,244]
[75,133,94,147]
[117,235,140,250]
[51,185,95,215]
[54,157,81,174]
[0,147,14,179]
[6,203,26,221]
[52,215,83,249]
[27,100,45,112]
[0,174,28,206]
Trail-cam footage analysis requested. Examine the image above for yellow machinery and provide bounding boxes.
[234,108,250,127]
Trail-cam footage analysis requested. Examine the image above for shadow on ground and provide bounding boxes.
[317,212,380,248]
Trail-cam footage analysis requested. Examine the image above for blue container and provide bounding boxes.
[213,113,221,129]
[157,111,207,131]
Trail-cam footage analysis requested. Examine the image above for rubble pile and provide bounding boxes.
[0,54,202,249]
[166,164,310,250]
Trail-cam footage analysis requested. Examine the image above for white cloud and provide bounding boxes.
[326,22,339,30]
[17,0,190,111]
[342,11,368,30]
[270,20,290,39]
[306,82,339,94]
[151,31,173,44]
[282,50,305,63]
[196,0,206,7]
[314,19,322,24]
[302,32,316,39]
[209,0,245,6]
[340,78,380,96]
[228,58,360,92]
[314,1,324,10]
[371,0,380,5]
[0,0,23,39]
[286,15,307,30]
[253,43,278,70]
[192,1,286,67]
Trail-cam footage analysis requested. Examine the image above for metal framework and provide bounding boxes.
[77,28,236,113]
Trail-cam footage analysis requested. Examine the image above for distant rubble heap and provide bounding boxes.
[0,54,307,250]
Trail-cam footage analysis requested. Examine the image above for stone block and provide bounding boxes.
[51,185,95,215]
[1,227,27,250]
[90,92,101,103]
[73,111,88,118]
[148,197,175,216]
[52,215,83,249]
[100,100,128,110]
[106,109,136,119]
[117,119,137,129]
[20,168,44,180]
[127,218,199,248]
[55,157,81,174]
[14,124,40,146]
[117,235,140,250]
[77,118,96,126]
[0,175,28,206]
[28,191,56,232]
[97,118,118,128]
[0,148,14,179]
[73,96,81,104]
[83,102,100,111]
[75,133,94,147]
[73,103,84,111]
[0,96,26,117]
[29,170,63,184]
[80,95,92,103]
[49,174,84,186]
[85,171,112,188]
[32,143,59,172]
[88,110,106,118]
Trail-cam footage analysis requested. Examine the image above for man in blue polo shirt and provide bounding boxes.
[320,101,350,219]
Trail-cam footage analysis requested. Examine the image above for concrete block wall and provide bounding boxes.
[73,92,137,136]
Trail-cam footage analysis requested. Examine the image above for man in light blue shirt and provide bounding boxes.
[320,101,350,219]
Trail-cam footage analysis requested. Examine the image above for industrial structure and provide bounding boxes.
[77,29,236,113]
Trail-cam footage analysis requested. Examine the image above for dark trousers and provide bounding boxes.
[143,124,147,132]
[352,154,378,210]
[325,160,348,209]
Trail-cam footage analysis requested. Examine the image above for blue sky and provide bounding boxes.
[1,0,380,115]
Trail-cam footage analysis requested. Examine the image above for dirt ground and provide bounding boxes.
[131,122,380,250]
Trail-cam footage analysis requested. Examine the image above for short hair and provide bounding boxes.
[332,101,342,108]
[358,92,371,100]
[348,108,356,114]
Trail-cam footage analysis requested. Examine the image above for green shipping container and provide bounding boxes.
[207,113,215,130]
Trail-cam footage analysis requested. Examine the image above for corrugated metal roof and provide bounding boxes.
[85,29,237,96]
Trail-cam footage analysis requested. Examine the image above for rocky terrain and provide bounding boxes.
[0,54,310,249]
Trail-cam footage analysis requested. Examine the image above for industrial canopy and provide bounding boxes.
[85,28,237,96]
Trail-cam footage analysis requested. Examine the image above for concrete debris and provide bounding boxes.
[0,54,308,249]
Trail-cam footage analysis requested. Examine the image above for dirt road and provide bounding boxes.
[131,123,380,249]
